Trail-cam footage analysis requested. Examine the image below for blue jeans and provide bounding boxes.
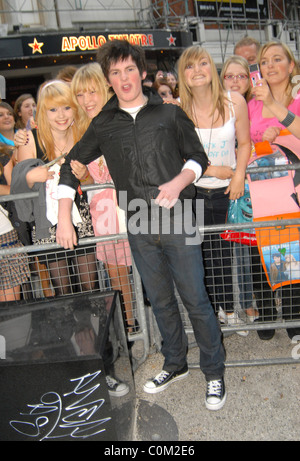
[235,243,253,310]
[127,204,225,381]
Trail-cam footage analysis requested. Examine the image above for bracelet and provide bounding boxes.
[279,110,296,128]
[81,170,90,183]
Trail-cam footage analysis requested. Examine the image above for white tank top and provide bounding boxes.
[0,205,13,235]
[195,93,236,189]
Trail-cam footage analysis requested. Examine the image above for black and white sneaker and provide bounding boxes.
[106,375,129,397]
[143,365,189,394]
[205,377,226,411]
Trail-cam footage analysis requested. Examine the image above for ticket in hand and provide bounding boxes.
[42,152,67,168]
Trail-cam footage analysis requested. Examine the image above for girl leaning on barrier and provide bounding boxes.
[248,41,300,144]
[0,101,34,246]
[248,40,300,340]
[70,63,136,333]
[0,143,30,302]
[11,80,98,296]
[178,45,251,335]
[220,55,262,333]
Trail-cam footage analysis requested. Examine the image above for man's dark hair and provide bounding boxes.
[97,39,147,81]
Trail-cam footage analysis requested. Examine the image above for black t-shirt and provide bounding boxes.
[32,129,45,160]
[0,149,33,244]
[0,151,11,186]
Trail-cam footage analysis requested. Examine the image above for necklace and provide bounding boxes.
[192,102,214,158]
[53,138,69,155]
[53,127,72,155]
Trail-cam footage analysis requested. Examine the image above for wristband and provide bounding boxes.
[81,170,90,183]
[279,110,296,128]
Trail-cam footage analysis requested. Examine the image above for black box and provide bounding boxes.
[0,291,135,441]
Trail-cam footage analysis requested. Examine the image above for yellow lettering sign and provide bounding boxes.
[61,33,154,52]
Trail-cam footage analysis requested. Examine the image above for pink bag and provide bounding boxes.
[247,148,300,219]
[249,132,300,289]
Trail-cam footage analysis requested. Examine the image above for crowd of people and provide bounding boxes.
[1,36,300,410]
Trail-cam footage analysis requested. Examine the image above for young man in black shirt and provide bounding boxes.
[56,40,226,411]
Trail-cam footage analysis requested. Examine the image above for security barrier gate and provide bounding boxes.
[1,181,300,369]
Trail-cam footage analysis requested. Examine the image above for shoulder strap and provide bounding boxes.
[273,143,300,189]
[227,91,235,119]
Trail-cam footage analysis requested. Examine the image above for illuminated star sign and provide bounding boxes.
[28,37,44,54]
[166,34,176,46]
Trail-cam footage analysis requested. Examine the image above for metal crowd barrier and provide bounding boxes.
[0,233,150,371]
[144,161,300,368]
[2,169,300,369]
[0,184,150,371]
[145,217,300,367]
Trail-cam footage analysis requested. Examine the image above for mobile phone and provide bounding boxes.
[249,63,262,87]
[26,109,37,131]
[26,118,32,131]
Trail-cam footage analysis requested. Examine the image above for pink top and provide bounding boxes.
[87,157,131,266]
[248,93,300,143]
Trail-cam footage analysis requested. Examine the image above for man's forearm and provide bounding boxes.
[59,122,100,189]
[58,197,73,222]
[174,168,196,189]
[56,197,78,249]
[182,160,202,182]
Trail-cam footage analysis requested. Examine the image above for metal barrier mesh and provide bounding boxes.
[0,241,140,337]
[177,223,300,335]
[2,177,300,367]
[2,223,300,335]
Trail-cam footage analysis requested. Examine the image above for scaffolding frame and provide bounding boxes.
[0,0,298,31]
[0,1,298,61]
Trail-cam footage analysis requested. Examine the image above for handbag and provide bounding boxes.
[247,149,299,218]
[221,184,257,246]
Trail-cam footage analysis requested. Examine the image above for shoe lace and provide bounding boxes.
[207,379,222,396]
[154,370,170,384]
[106,375,117,388]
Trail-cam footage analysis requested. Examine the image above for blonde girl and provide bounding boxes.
[13,80,98,296]
[178,45,251,330]
[220,55,252,102]
[71,63,136,333]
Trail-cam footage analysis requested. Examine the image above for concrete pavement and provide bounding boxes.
[133,328,300,441]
